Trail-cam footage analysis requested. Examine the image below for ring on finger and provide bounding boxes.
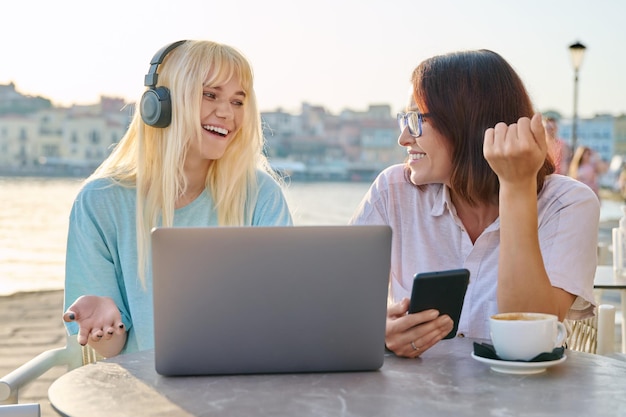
[410,341,419,351]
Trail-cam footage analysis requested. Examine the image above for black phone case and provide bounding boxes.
[408,268,470,339]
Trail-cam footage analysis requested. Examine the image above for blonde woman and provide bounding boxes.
[63,40,292,357]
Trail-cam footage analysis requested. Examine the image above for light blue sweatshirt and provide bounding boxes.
[64,171,292,354]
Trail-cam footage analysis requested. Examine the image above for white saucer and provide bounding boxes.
[470,352,567,375]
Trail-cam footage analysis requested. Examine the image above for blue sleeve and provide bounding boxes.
[251,172,293,226]
[63,180,133,336]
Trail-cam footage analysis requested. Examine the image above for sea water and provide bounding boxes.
[1,176,622,296]
[0,176,371,295]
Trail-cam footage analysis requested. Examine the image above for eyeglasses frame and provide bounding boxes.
[397,111,431,138]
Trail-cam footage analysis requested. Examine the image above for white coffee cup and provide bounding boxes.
[489,312,566,361]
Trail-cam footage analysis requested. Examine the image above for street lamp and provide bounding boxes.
[569,41,586,151]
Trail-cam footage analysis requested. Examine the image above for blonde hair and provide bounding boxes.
[86,40,276,285]
[568,146,591,178]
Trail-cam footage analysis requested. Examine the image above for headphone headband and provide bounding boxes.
[144,40,188,87]
[140,40,188,128]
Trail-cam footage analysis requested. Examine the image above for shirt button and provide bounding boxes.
[457,333,465,338]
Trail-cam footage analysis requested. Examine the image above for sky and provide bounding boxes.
[2,0,625,118]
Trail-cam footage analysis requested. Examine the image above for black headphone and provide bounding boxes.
[140,40,188,128]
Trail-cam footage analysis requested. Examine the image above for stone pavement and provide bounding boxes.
[0,290,66,416]
[0,219,623,416]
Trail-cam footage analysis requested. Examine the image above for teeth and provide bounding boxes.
[409,153,425,161]
[203,125,229,136]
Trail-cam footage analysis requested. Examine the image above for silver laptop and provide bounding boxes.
[151,225,392,376]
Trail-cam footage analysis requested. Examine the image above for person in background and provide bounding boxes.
[618,162,626,201]
[63,40,293,357]
[543,116,571,175]
[568,145,608,200]
[350,49,600,358]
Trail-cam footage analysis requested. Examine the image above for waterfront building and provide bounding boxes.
[560,114,615,161]
[0,82,51,115]
[262,102,403,181]
[0,83,131,176]
[3,81,624,182]
[613,115,626,157]
[0,113,39,170]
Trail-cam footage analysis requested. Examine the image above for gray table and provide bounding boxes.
[48,337,626,417]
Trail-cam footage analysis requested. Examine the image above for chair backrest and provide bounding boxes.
[0,334,100,405]
[0,403,40,417]
[565,304,616,355]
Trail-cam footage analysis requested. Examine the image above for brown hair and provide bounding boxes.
[410,49,555,205]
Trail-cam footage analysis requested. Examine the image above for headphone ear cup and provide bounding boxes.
[140,86,172,128]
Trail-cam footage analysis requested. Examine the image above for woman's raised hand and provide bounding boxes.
[483,113,548,186]
[63,295,126,355]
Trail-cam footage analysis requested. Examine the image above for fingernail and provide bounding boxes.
[119,323,124,329]
[107,330,114,335]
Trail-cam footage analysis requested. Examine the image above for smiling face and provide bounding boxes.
[398,104,453,186]
[187,76,246,165]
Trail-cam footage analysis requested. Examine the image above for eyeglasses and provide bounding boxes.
[397,111,431,138]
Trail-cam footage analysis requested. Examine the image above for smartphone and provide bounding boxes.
[408,268,470,339]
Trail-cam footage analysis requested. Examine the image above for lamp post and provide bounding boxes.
[569,41,586,151]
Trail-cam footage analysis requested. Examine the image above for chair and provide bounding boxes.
[0,334,100,408]
[565,304,616,355]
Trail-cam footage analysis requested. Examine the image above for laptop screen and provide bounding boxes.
[152,225,392,376]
